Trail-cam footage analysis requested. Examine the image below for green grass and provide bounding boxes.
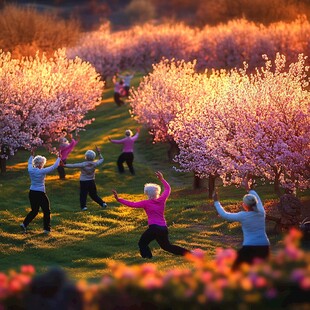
[0,76,309,281]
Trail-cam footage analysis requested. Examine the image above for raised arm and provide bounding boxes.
[241,175,265,214]
[41,157,61,174]
[213,191,244,222]
[156,171,171,200]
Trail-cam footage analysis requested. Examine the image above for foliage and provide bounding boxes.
[0,229,309,309]
[0,49,104,160]
[67,17,310,79]
[130,55,310,193]
[0,4,81,58]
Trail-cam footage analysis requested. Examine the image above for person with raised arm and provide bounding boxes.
[109,128,140,175]
[20,149,61,234]
[213,175,270,269]
[57,131,80,180]
[112,171,190,258]
[64,146,107,211]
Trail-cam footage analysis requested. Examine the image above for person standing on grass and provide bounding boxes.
[118,72,134,97]
[64,146,107,211]
[112,171,190,258]
[20,150,61,234]
[212,175,270,270]
[109,128,140,176]
[57,132,80,180]
[112,74,125,106]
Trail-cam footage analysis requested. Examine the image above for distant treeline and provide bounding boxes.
[1,0,309,30]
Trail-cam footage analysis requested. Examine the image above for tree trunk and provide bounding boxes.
[0,157,6,173]
[274,174,282,197]
[193,174,203,189]
[167,140,179,162]
[208,174,216,199]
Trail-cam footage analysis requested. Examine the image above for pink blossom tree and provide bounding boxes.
[129,58,199,160]
[0,49,104,172]
[170,54,310,195]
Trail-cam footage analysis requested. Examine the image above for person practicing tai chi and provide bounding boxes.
[109,128,140,175]
[57,131,79,180]
[21,150,61,234]
[112,171,190,258]
[118,71,134,97]
[64,146,107,211]
[213,175,270,270]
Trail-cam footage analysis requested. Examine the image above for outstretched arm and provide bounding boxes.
[212,190,244,222]
[112,190,145,208]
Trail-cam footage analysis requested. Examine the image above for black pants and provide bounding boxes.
[114,92,124,106]
[138,224,189,258]
[124,86,130,97]
[23,190,51,231]
[80,180,104,209]
[57,159,66,179]
[233,245,270,270]
[117,152,135,175]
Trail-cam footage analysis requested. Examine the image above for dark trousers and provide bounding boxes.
[124,86,130,97]
[80,180,104,209]
[117,152,135,175]
[24,190,51,231]
[114,92,124,106]
[138,224,189,258]
[233,245,270,270]
[57,159,66,179]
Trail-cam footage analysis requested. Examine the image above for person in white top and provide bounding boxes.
[64,146,107,211]
[20,150,61,234]
[213,175,270,270]
[118,72,134,97]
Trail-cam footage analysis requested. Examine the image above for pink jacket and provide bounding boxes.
[59,139,78,160]
[117,178,171,226]
[111,133,139,153]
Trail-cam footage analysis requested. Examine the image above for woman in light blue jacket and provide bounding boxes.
[21,151,60,234]
[213,176,270,270]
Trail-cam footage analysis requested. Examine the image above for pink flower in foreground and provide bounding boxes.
[20,265,35,275]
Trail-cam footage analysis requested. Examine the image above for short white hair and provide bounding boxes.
[33,155,46,168]
[144,183,161,199]
[85,150,96,161]
[125,129,133,137]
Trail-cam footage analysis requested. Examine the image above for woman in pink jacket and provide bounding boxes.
[109,128,140,175]
[112,171,190,258]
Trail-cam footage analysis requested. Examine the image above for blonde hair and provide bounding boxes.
[33,155,46,168]
[144,183,161,199]
[243,194,258,211]
[85,150,96,161]
[125,129,133,137]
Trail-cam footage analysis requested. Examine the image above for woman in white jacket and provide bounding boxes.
[213,176,270,270]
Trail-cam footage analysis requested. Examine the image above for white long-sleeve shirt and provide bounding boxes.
[28,156,60,192]
[65,155,104,181]
[214,190,270,246]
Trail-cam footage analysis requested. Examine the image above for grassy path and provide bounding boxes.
[0,79,308,281]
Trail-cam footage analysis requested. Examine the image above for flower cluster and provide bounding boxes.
[130,54,309,193]
[0,230,309,309]
[0,49,104,159]
[67,17,310,79]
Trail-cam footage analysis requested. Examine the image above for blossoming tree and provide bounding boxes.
[129,58,200,160]
[0,49,104,172]
[170,54,310,195]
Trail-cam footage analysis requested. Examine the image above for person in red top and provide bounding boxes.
[112,171,190,258]
[57,132,79,180]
